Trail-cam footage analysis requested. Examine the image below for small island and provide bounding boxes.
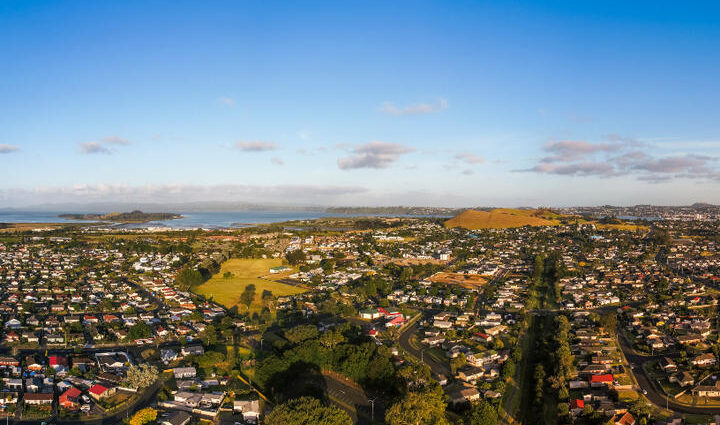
[59,210,183,223]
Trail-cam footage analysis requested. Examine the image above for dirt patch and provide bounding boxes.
[428,272,489,289]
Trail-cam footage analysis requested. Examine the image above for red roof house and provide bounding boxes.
[49,355,68,369]
[615,412,636,425]
[59,387,82,409]
[88,384,115,400]
[386,316,407,328]
[590,374,614,386]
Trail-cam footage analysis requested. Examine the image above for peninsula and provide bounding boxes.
[59,210,182,223]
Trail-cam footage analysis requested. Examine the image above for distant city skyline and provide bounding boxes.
[2,1,720,207]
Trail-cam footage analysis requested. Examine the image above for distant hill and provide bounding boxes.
[445,208,564,229]
[326,206,462,216]
[59,210,182,223]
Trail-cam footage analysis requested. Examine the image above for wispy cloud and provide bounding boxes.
[455,152,485,164]
[80,142,111,155]
[271,157,284,165]
[218,97,235,107]
[518,134,720,181]
[338,141,415,170]
[0,144,20,154]
[1,183,368,205]
[79,136,131,154]
[527,161,618,177]
[541,140,621,163]
[379,99,448,116]
[101,136,131,145]
[234,141,277,152]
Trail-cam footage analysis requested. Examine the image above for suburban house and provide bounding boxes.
[234,399,261,424]
[173,367,197,379]
[88,384,116,400]
[23,393,53,406]
[59,387,82,410]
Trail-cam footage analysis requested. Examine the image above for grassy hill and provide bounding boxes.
[444,208,564,229]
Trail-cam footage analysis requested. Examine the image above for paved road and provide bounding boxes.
[324,375,384,425]
[397,315,450,378]
[618,331,720,415]
[12,379,162,425]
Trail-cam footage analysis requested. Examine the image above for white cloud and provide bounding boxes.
[271,157,285,165]
[379,99,448,115]
[79,142,111,155]
[101,136,131,145]
[520,135,720,181]
[79,136,131,154]
[234,141,277,152]
[338,141,415,170]
[1,183,369,206]
[0,144,20,154]
[455,152,485,164]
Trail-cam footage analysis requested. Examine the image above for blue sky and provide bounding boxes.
[1,0,720,207]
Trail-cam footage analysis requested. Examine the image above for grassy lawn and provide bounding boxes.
[194,258,306,312]
[617,390,639,402]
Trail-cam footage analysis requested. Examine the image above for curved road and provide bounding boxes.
[398,316,450,378]
[618,331,720,415]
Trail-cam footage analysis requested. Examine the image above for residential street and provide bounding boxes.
[618,329,720,415]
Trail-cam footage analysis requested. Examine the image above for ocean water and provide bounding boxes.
[0,210,334,229]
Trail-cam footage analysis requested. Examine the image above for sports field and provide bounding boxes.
[194,258,305,312]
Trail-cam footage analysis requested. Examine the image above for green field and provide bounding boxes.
[194,258,306,312]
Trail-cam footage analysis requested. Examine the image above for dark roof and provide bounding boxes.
[163,411,191,425]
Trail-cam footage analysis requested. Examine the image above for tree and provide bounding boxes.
[195,351,226,371]
[286,249,307,266]
[201,324,218,346]
[461,399,498,425]
[396,363,432,392]
[502,359,515,380]
[262,289,275,309]
[450,353,467,375]
[265,396,351,425]
[176,266,204,289]
[285,324,319,344]
[599,312,618,334]
[385,386,449,425]
[129,407,157,425]
[125,365,159,389]
[534,364,545,403]
[319,329,346,348]
[630,399,652,419]
[128,321,152,340]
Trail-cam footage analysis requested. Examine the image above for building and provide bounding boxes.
[23,393,53,405]
[88,384,116,400]
[59,387,82,410]
[173,367,197,379]
[160,411,192,425]
[234,399,261,424]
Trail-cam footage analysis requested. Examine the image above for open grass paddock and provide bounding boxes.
[194,258,305,312]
